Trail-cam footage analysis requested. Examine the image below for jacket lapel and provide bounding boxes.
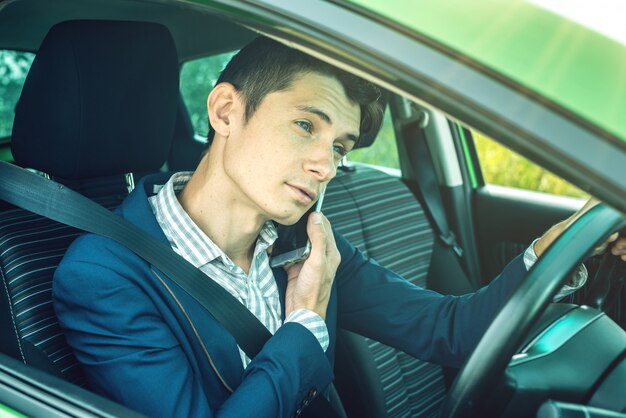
[120,173,245,390]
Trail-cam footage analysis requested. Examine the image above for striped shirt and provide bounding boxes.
[148,172,328,367]
[524,238,587,300]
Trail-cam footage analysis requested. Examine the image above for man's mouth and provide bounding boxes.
[286,183,317,204]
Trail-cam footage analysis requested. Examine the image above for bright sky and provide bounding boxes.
[529,0,626,45]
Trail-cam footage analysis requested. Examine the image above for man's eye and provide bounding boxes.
[333,144,348,157]
[295,120,312,133]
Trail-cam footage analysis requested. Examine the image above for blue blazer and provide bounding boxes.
[53,172,526,418]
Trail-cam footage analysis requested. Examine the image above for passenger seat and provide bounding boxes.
[325,165,447,418]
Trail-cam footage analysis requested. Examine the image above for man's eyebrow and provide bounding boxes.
[296,105,359,143]
[297,105,332,124]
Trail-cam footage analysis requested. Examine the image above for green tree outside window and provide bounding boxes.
[474,131,588,198]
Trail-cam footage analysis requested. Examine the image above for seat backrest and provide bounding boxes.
[325,165,447,418]
[0,178,129,385]
[168,98,206,171]
[0,20,179,384]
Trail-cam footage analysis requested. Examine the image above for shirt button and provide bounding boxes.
[308,388,317,398]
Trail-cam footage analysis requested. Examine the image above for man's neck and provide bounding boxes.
[177,156,265,274]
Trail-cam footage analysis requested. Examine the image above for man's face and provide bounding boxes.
[221,72,360,225]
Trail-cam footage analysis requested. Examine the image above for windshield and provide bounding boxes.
[348,0,626,144]
[529,0,626,46]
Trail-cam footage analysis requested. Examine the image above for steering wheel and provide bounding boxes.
[439,204,626,418]
[583,242,626,311]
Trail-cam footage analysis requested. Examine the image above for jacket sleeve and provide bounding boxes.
[334,231,527,368]
[53,257,332,418]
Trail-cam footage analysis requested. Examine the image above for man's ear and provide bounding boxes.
[207,82,242,138]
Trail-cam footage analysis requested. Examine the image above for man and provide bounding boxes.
[53,37,626,417]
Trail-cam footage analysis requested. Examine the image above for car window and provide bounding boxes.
[473,130,588,198]
[0,50,35,161]
[180,50,238,139]
[347,105,400,170]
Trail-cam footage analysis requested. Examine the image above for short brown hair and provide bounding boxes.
[207,37,383,147]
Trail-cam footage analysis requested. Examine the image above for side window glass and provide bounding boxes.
[180,51,238,139]
[0,50,35,161]
[348,105,400,170]
[474,130,588,198]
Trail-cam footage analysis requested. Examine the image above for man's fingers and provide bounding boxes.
[610,236,626,257]
[283,260,303,279]
[306,211,328,264]
[591,233,624,257]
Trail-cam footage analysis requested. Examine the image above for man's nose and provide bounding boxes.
[304,144,337,182]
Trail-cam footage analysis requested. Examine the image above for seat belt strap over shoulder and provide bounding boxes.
[403,108,464,260]
[0,161,340,418]
[0,161,271,359]
[399,105,475,295]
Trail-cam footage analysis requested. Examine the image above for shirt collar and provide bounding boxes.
[151,172,278,269]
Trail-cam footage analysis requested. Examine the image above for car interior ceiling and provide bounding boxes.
[0,3,625,418]
[0,14,451,418]
[0,0,256,59]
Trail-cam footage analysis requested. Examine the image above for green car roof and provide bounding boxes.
[349,0,626,144]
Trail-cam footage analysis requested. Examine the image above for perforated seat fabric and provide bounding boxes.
[325,165,446,418]
[0,177,128,386]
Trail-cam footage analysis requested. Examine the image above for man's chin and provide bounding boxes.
[272,210,308,226]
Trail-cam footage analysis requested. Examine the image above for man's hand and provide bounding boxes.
[283,212,340,319]
[607,233,626,261]
[534,198,626,260]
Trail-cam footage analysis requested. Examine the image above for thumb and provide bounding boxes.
[307,211,327,262]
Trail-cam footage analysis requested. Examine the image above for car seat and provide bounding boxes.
[325,166,447,418]
[0,19,178,386]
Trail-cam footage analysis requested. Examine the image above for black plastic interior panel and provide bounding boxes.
[589,354,626,412]
[501,308,626,418]
[537,400,626,418]
[474,184,583,280]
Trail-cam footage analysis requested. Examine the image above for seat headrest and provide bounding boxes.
[11,20,179,179]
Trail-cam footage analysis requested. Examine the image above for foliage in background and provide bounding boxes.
[180,51,237,138]
[348,106,400,170]
[474,131,588,198]
[0,51,34,139]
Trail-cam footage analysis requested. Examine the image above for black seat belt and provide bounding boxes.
[403,121,474,295]
[0,161,340,418]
